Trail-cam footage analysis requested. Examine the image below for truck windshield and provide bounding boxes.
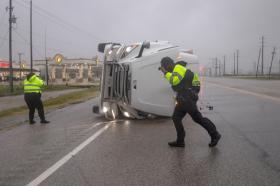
[120,45,138,59]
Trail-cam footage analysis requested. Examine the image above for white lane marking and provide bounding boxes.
[86,121,109,131]
[209,82,280,102]
[26,121,112,186]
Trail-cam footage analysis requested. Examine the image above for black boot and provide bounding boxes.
[41,120,50,124]
[209,132,221,147]
[168,141,185,147]
[29,120,36,125]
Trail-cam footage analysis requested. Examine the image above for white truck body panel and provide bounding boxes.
[130,48,178,116]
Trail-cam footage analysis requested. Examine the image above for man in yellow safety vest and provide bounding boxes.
[23,73,49,124]
[159,57,221,147]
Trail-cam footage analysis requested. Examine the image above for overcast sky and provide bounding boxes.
[0,0,280,73]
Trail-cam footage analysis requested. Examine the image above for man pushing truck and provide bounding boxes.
[159,57,221,147]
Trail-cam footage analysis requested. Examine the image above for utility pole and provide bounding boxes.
[8,0,16,93]
[30,0,33,73]
[256,47,261,77]
[236,49,239,75]
[233,52,236,75]
[45,29,49,85]
[223,55,226,76]
[18,52,23,80]
[268,47,276,79]
[215,57,218,77]
[261,36,264,75]
[218,60,221,76]
[279,58,280,77]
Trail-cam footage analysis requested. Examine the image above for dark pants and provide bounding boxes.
[24,93,45,122]
[172,96,217,143]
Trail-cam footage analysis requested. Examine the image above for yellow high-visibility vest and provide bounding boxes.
[165,64,200,87]
[23,75,44,93]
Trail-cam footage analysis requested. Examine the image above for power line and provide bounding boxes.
[15,26,84,51]
[15,20,96,54]
[32,3,104,42]
[0,9,8,27]
[14,0,102,45]
[13,1,81,33]
[12,0,103,59]
[14,29,62,56]
[14,0,104,42]
[14,29,44,57]
[0,31,9,49]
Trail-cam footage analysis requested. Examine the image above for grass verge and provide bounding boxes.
[223,75,280,80]
[0,84,85,97]
[0,86,100,119]
[236,76,280,80]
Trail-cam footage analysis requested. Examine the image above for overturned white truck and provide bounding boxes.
[93,41,199,120]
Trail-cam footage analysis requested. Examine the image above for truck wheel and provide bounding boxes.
[92,106,100,114]
[104,103,119,120]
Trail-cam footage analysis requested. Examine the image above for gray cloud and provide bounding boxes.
[0,0,280,73]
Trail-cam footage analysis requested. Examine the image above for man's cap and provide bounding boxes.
[161,57,174,70]
[26,72,35,81]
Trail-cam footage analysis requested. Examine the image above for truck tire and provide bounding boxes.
[104,102,120,120]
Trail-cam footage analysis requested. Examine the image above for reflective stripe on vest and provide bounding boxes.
[165,64,201,88]
[165,65,187,86]
[192,73,200,86]
[24,84,40,87]
[24,89,41,93]
[24,84,42,93]
[169,72,183,84]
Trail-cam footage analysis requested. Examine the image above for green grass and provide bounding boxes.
[0,85,24,96]
[43,86,99,108]
[0,84,84,97]
[0,105,27,118]
[0,86,100,119]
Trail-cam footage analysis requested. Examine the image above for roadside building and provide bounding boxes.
[0,59,37,82]
[34,56,102,85]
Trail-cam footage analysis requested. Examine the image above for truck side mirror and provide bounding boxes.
[136,41,150,58]
[98,43,107,53]
[142,41,150,49]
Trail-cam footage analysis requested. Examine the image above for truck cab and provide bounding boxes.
[94,41,199,120]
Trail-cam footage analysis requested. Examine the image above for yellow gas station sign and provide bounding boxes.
[54,54,64,64]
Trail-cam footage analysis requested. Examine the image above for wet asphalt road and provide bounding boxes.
[0,77,280,186]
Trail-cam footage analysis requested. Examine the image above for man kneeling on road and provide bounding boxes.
[23,73,50,125]
[159,57,221,147]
